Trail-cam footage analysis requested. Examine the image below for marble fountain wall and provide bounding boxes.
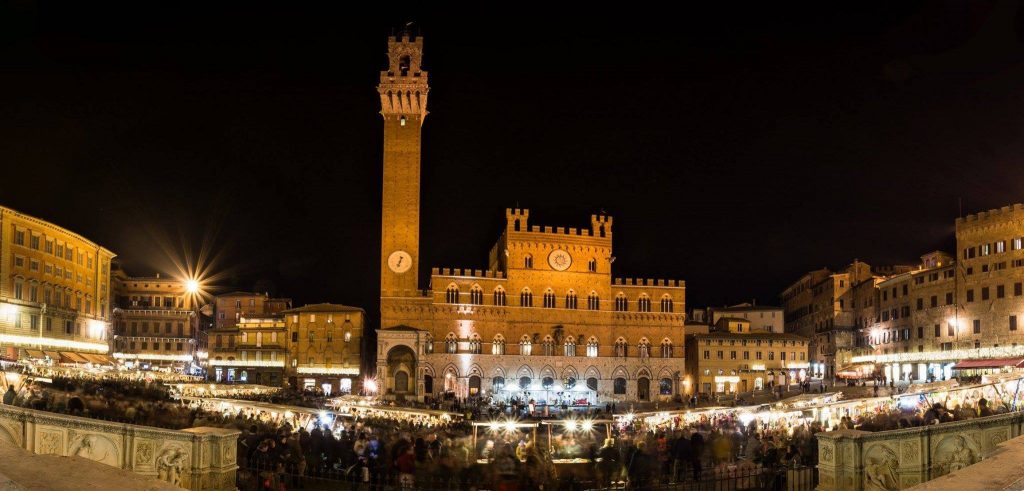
[0,403,238,490]
[816,411,1024,490]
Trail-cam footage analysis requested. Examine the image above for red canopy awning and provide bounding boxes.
[952,358,1024,370]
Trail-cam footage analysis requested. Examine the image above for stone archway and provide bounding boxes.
[386,345,416,396]
[637,377,650,401]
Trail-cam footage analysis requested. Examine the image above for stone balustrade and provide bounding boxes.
[816,411,1024,490]
[0,404,238,490]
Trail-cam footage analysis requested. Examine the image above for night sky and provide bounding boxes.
[4,3,1024,323]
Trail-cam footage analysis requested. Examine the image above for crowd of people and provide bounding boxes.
[832,396,1006,432]
[0,365,1020,490]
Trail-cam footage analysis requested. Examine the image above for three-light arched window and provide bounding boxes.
[614,337,628,357]
[660,295,674,313]
[614,294,628,312]
[543,289,556,308]
[519,335,532,356]
[565,290,578,309]
[520,288,533,307]
[445,285,459,304]
[637,295,651,312]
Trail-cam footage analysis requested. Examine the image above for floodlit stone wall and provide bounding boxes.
[817,412,1024,490]
[0,404,238,490]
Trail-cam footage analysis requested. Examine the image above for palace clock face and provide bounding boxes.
[548,249,572,271]
[388,251,412,273]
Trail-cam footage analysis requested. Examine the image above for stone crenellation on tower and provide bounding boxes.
[379,30,429,300]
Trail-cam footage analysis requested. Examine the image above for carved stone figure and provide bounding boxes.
[157,448,186,487]
[72,435,111,463]
[939,436,975,475]
[864,446,899,491]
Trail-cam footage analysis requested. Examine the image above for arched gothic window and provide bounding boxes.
[660,295,674,313]
[468,334,482,354]
[638,338,651,359]
[424,334,434,353]
[614,294,628,312]
[637,295,651,312]
[587,336,599,357]
[520,288,533,308]
[492,334,505,355]
[470,285,483,305]
[564,336,576,357]
[524,254,533,269]
[543,289,556,308]
[587,292,600,310]
[588,258,597,273]
[445,284,459,304]
[614,337,628,357]
[661,338,673,358]
[565,290,578,309]
[493,287,507,306]
[542,335,555,356]
[519,335,532,356]
[444,333,458,354]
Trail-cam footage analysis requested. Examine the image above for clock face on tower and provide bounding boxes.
[548,249,572,271]
[388,251,413,273]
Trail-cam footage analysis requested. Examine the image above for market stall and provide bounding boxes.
[170,383,281,399]
[471,420,539,462]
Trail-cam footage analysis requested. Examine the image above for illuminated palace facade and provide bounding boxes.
[111,269,198,370]
[847,204,1024,382]
[0,205,115,361]
[783,203,1024,383]
[374,33,687,404]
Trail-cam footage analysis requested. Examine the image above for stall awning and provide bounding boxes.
[24,349,45,359]
[952,358,1024,370]
[43,351,61,360]
[80,353,106,364]
[89,354,114,365]
[93,354,115,365]
[59,352,89,364]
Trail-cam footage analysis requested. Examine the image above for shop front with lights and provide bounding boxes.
[291,366,359,396]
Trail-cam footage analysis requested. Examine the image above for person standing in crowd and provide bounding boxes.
[2,385,15,405]
[627,440,653,490]
[395,446,416,489]
[689,430,704,481]
[596,438,621,488]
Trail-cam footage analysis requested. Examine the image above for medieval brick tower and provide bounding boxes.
[379,31,428,299]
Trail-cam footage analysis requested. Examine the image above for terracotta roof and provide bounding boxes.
[691,331,808,342]
[281,303,365,314]
[717,317,752,323]
[714,305,782,311]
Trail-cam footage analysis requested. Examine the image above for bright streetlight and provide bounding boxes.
[185,279,200,294]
